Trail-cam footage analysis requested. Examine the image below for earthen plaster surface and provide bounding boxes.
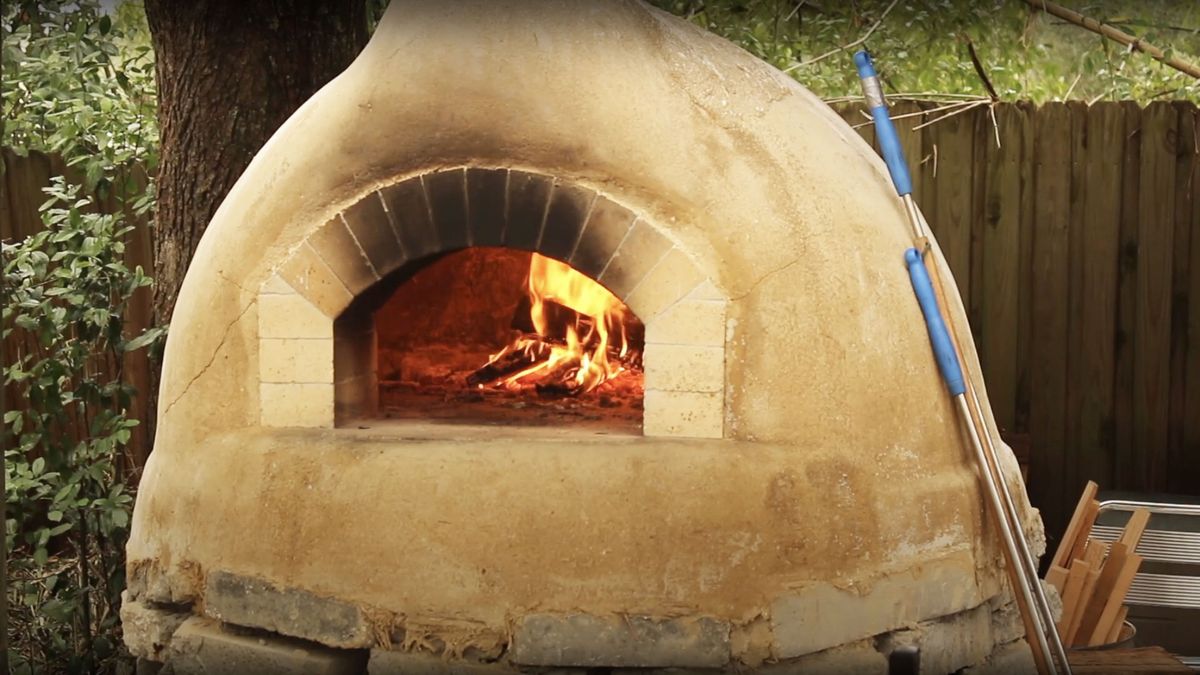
[129,0,1040,663]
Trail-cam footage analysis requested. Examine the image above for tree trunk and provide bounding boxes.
[145,1,368,326]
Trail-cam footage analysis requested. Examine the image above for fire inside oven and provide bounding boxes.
[372,247,644,430]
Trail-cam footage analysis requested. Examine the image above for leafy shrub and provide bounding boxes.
[2,0,158,188]
[4,1,160,672]
[3,180,163,674]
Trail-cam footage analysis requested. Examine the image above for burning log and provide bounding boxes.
[471,253,643,395]
[465,339,550,386]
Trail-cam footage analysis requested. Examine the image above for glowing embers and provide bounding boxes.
[374,248,643,429]
[470,254,639,395]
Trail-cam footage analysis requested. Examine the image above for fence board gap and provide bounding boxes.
[930,108,976,302]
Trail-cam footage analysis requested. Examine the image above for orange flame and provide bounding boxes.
[480,253,635,393]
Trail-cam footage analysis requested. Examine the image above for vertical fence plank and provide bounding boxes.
[1030,102,1073,534]
[892,100,928,206]
[1133,102,1177,492]
[929,108,976,301]
[980,105,1024,434]
[1070,103,1124,493]
[919,103,941,228]
[2,148,53,240]
[1169,102,1197,494]
[969,107,991,345]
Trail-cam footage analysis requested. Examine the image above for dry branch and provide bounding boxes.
[1023,0,1200,80]
[784,0,900,71]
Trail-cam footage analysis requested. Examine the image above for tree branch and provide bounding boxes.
[1023,0,1200,80]
[784,0,900,72]
[966,40,1000,101]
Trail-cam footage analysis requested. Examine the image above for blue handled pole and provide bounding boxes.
[857,50,1071,675]
[853,50,926,241]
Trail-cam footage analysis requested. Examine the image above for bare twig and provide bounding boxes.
[822,91,989,104]
[967,39,1000,101]
[1063,72,1083,100]
[848,99,980,129]
[911,99,989,131]
[989,103,1001,149]
[1023,0,1200,79]
[784,0,900,71]
[784,1,805,22]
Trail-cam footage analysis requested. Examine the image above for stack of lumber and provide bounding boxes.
[1043,481,1150,648]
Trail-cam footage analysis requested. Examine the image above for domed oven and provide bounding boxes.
[124,1,1045,672]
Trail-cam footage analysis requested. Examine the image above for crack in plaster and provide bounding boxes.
[214,268,250,295]
[731,258,799,301]
[162,299,255,417]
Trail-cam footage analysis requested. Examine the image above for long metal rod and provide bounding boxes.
[905,245,1058,675]
[854,49,1071,674]
[970,382,1072,669]
[917,194,1070,671]
[956,395,1060,670]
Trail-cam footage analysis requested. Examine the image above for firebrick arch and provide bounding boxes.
[258,167,727,437]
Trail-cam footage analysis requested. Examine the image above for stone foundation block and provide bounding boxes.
[204,570,372,648]
[510,613,730,668]
[879,602,993,675]
[962,639,1037,675]
[988,581,1062,647]
[164,618,367,675]
[758,638,887,675]
[368,649,510,674]
[120,593,191,662]
[770,561,983,659]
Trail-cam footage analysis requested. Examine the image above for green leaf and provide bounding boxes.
[123,327,164,352]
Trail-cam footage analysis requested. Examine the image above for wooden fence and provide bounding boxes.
[832,100,1200,539]
[3,99,1199,539]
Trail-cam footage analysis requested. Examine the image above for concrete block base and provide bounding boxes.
[163,618,367,675]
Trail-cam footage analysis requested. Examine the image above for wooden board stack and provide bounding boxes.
[1043,481,1150,648]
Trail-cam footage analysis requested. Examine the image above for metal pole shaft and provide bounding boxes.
[901,194,926,241]
[925,238,1070,675]
[968,386,1073,671]
[855,48,1071,675]
[955,394,1059,673]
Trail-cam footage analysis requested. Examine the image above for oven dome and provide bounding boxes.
[126,0,1042,671]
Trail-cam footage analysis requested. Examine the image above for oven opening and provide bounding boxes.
[338,247,645,432]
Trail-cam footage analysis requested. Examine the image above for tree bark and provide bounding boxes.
[145,1,368,326]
